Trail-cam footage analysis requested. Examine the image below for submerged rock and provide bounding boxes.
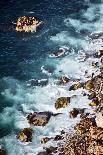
[17,128,33,142]
[55,97,70,109]
[84,80,94,91]
[27,79,48,87]
[16,16,42,32]
[41,137,52,144]
[94,50,103,58]
[89,97,99,107]
[0,148,6,155]
[69,82,83,91]
[27,112,59,126]
[59,76,70,85]
[69,108,85,118]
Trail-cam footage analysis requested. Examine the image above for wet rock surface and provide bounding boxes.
[55,97,70,109]
[16,16,42,32]
[69,108,85,118]
[17,128,33,142]
[0,148,6,155]
[27,112,60,126]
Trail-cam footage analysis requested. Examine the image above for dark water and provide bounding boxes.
[0,0,89,80]
[0,0,103,154]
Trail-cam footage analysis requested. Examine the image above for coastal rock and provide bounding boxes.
[17,128,33,142]
[69,108,85,118]
[16,16,42,32]
[55,97,70,109]
[95,113,103,128]
[27,112,58,126]
[94,50,103,58]
[69,82,82,91]
[41,137,52,144]
[54,135,64,141]
[59,76,70,85]
[0,148,6,155]
[88,92,96,100]
[88,142,103,155]
[27,79,48,87]
[89,97,99,107]
[84,80,94,91]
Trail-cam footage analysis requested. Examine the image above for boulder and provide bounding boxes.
[16,16,42,32]
[0,148,6,155]
[17,128,33,142]
[55,97,70,109]
[94,50,103,58]
[89,97,99,107]
[41,137,52,144]
[59,76,70,85]
[69,108,85,118]
[27,112,59,126]
[69,82,83,91]
[84,80,94,91]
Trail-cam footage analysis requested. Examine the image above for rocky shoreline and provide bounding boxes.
[36,50,103,155]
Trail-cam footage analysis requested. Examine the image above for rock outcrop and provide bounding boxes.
[17,128,33,142]
[16,16,42,32]
[55,97,70,109]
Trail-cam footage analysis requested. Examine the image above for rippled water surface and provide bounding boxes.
[0,0,103,154]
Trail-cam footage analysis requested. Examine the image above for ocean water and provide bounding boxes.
[0,0,103,154]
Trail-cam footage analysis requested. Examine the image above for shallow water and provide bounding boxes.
[0,0,103,154]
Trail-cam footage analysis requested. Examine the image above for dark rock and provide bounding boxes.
[27,112,60,126]
[94,50,103,58]
[16,16,42,32]
[41,137,52,144]
[0,148,6,155]
[83,80,94,91]
[55,97,70,109]
[54,135,64,141]
[69,108,85,118]
[69,82,83,91]
[59,76,70,85]
[27,79,48,87]
[88,92,96,100]
[17,128,33,142]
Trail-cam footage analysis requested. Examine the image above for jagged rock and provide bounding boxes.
[41,137,52,144]
[16,16,42,32]
[88,92,96,100]
[69,108,85,118]
[17,128,33,142]
[94,50,103,58]
[89,126,103,140]
[54,135,64,141]
[27,79,48,87]
[95,113,103,128]
[27,112,59,126]
[84,80,94,91]
[59,76,70,85]
[37,151,48,155]
[0,148,6,155]
[44,146,58,154]
[55,97,70,109]
[89,97,99,107]
[69,82,83,91]
[92,62,99,68]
